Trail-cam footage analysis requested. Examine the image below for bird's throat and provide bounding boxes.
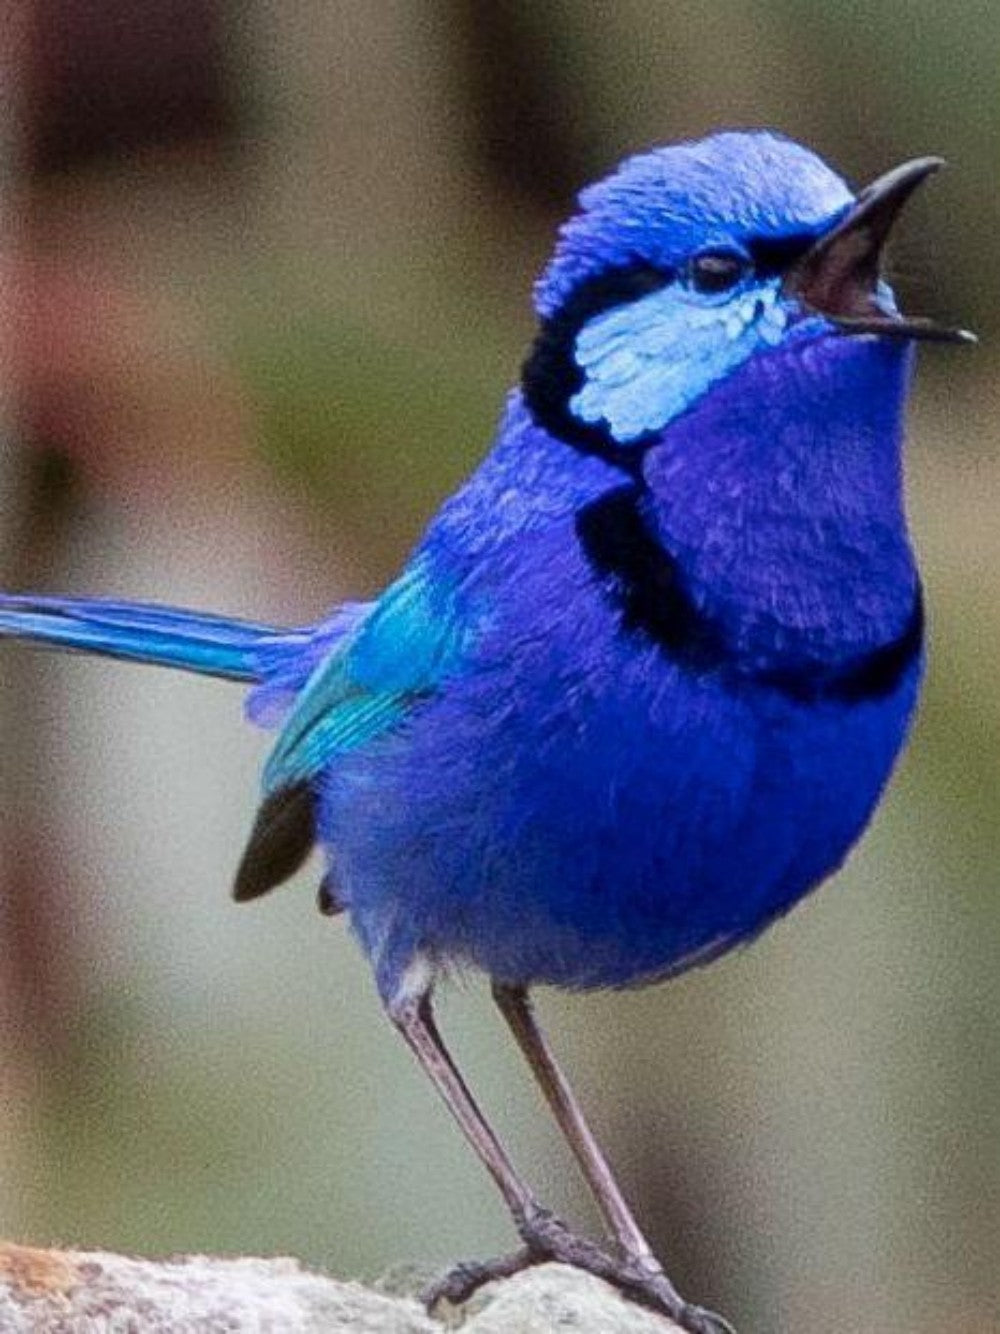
[626,335,918,680]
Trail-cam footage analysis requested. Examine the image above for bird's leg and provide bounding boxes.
[493,982,656,1264]
[387,988,618,1306]
[491,982,733,1334]
[387,987,538,1226]
[389,985,733,1334]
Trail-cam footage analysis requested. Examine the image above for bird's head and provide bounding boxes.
[522,130,971,459]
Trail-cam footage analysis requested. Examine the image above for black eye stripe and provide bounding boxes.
[542,262,674,327]
[748,231,821,277]
[522,262,673,469]
[522,233,823,461]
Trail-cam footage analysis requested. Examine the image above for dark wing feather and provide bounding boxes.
[233,782,315,902]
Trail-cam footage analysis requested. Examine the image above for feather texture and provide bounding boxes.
[0,593,294,681]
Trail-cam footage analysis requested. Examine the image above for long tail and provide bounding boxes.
[0,592,302,683]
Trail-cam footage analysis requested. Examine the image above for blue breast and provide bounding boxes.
[319,521,919,995]
[319,334,922,999]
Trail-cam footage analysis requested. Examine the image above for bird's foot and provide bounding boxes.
[423,1206,734,1334]
[421,1247,538,1307]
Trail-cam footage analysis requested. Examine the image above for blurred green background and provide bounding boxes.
[0,5,997,1332]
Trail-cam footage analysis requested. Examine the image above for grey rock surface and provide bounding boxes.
[0,1244,686,1331]
[462,1263,685,1332]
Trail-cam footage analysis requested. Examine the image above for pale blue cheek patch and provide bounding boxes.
[570,280,787,443]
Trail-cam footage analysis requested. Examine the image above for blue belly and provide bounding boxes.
[320,630,920,1000]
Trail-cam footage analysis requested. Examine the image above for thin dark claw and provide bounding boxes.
[421,1247,538,1308]
[678,1304,737,1334]
[424,1208,735,1334]
[613,1268,735,1334]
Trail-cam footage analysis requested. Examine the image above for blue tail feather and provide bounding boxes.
[0,593,298,682]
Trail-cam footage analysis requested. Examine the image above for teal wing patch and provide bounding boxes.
[234,557,472,903]
[262,556,471,797]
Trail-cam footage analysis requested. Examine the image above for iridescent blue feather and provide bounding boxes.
[0,593,295,680]
[0,130,936,1007]
[259,557,472,795]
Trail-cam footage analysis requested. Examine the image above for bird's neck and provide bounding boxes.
[639,337,918,665]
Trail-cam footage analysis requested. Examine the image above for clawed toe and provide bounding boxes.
[424,1212,735,1334]
[421,1247,536,1309]
[677,1304,737,1334]
[420,1210,592,1309]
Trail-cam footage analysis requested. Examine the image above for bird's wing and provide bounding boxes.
[234,556,471,901]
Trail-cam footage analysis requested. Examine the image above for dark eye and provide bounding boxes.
[688,250,748,295]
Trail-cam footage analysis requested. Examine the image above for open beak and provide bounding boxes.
[784,157,975,344]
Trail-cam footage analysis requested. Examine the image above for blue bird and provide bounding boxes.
[0,131,972,1333]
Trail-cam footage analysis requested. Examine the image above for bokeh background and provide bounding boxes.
[0,5,997,1332]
